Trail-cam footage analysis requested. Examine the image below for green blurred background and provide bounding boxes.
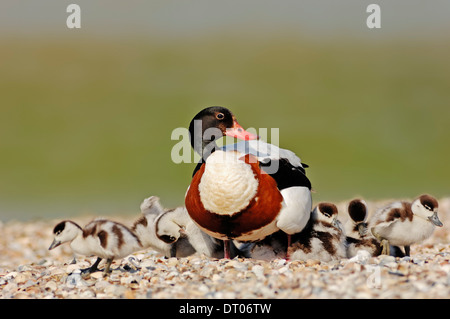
[1,1,449,221]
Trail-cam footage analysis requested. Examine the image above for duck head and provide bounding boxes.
[188,106,258,158]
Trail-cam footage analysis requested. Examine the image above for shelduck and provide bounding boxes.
[184,106,312,258]
[370,194,443,256]
[49,219,142,276]
[288,202,347,262]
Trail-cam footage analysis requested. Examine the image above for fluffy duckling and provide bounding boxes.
[288,202,347,262]
[242,231,288,260]
[370,194,443,256]
[131,196,176,258]
[132,196,222,257]
[155,206,247,258]
[345,199,382,257]
[49,219,142,276]
[345,199,405,258]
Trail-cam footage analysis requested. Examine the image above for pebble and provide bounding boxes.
[44,280,58,291]
[1,200,450,299]
[66,270,84,288]
[251,265,265,279]
[89,272,104,280]
[306,259,320,267]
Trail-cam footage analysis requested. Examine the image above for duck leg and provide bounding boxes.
[381,239,390,256]
[371,228,390,255]
[103,258,113,276]
[224,240,231,259]
[81,257,102,277]
[286,234,292,260]
[404,245,411,257]
[170,244,177,258]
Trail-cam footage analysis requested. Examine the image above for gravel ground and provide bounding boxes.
[1,198,449,299]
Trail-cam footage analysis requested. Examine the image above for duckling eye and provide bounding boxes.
[424,204,432,211]
[323,213,331,218]
[160,235,177,244]
[216,113,225,120]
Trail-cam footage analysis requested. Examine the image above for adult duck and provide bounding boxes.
[184,106,312,258]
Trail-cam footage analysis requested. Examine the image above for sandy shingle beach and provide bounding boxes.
[1,198,449,299]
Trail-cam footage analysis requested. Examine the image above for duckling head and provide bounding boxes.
[155,210,185,244]
[348,199,368,236]
[49,220,82,250]
[413,194,443,227]
[314,202,342,230]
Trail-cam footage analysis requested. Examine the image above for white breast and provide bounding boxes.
[70,236,101,258]
[199,150,258,215]
[376,217,436,246]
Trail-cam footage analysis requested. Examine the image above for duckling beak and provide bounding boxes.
[48,239,61,250]
[179,228,187,238]
[428,212,443,227]
[357,223,367,236]
[332,218,343,231]
[225,120,259,141]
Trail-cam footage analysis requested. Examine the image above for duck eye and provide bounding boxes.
[424,205,431,211]
[323,213,330,218]
[216,113,225,120]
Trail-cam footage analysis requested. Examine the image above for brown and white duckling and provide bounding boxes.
[49,219,142,276]
[345,199,382,257]
[346,199,405,258]
[370,194,443,256]
[131,196,177,258]
[288,202,347,262]
[132,196,223,257]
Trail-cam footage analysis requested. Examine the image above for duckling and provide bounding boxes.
[243,230,288,260]
[155,206,246,258]
[288,202,347,262]
[345,199,382,258]
[131,196,175,257]
[49,219,142,276]
[370,194,443,256]
[346,199,405,258]
[132,196,217,257]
